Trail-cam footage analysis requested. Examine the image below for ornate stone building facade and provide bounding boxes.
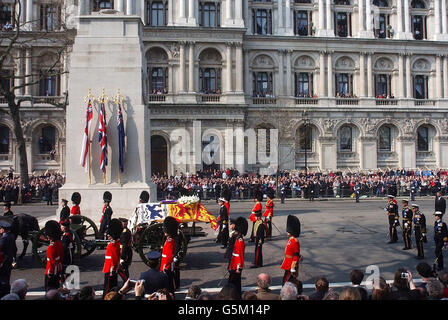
[3,0,448,175]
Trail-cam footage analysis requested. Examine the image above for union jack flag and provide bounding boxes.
[98,99,108,173]
[79,100,93,172]
[117,101,125,172]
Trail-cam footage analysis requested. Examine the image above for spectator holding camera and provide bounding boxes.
[390,268,422,300]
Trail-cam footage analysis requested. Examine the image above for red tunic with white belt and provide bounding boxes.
[70,205,81,215]
[249,202,262,222]
[281,237,300,271]
[45,240,64,275]
[160,237,175,272]
[263,199,274,217]
[229,237,245,271]
[102,240,121,273]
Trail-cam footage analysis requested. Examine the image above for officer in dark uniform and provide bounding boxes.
[411,204,426,260]
[434,211,448,271]
[99,191,113,240]
[251,210,265,268]
[385,195,399,244]
[139,251,170,296]
[435,191,446,217]
[224,218,237,261]
[60,218,74,271]
[3,203,13,217]
[401,199,413,250]
[118,217,132,285]
[354,182,361,203]
[0,219,16,298]
[59,199,70,223]
[217,197,229,249]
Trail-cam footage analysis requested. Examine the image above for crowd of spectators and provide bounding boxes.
[8,262,448,301]
[1,22,13,31]
[153,168,448,201]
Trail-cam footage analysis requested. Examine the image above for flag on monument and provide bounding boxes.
[98,98,108,173]
[80,99,93,172]
[117,101,125,172]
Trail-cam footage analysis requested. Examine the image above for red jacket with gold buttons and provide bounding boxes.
[229,237,245,271]
[263,199,274,217]
[281,237,300,271]
[45,240,64,275]
[102,240,121,273]
[160,237,175,271]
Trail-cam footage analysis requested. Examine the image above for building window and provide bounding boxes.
[40,4,60,31]
[147,1,167,26]
[339,126,353,151]
[253,72,274,96]
[373,0,389,6]
[199,2,220,27]
[199,68,221,94]
[39,126,56,154]
[334,12,351,37]
[294,10,312,36]
[336,73,353,97]
[299,125,312,151]
[412,15,426,40]
[378,126,392,151]
[0,4,12,28]
[93,0,113,11]
[253,9,272,35]
[39,72,59,96]
[150,67,168,93]
[414,75,428,99]
[295,72,313,97]
[417,126,429,151]
[0,126,9,154]
[375,74,392,98]
[295,0,312,3]
[411,0,426,8]
[334,0,351,4]
[374,14,390,38]
[0,69,13,91]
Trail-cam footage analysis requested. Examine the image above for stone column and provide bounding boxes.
[285,0,292,33]
[26,0,33,30]
[235,0,244,27]
[244,49,250,94]
[444,55,448,98]
[436,54,443,98]
[277,50,284,96]
[168,62,174,94]
[318,0,325,32]
[179,42,186,93]
[396,0,403,34]
[358,0,365,35]
[278,0,284,31]
[117,0,124,12]
[126,0,133,15]
[365,0,374,37]
[435,0,441,37]
[168,0,174,25]
[367,53,373,97]
[404,0,410,34]
[78,0,87,15]
[26,139,33,173]
[15,49,24,96]
[226,0,233,25]
[188,42,195,93]
[320,51,326,96]
[286,50,292,96]
[244,0,250,34]
[326,0,333,33]
[179,0,187,24]
[188,0,197,24]
[442,0,447,34]
[359,53,365,96]
[327,51,333,97]
[25,48,32,95]
[398,53,405,98]
[226,43,232,93]
[405,53,412,98]
[235,43,243,92]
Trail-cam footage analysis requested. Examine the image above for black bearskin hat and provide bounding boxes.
[45,220,62,240]
[286,215,301,238]
[266,189,275,199]
[234,217,248,236]
[220,185,231,202]
[254,190,263,202]
[103,191,112,203]
[140,191,150,203]
[163,216,179,237]
[71,192,81,205]
[107,218,123,240]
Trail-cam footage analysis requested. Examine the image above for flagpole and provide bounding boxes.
[98,88,109,185]
[84,88,95,185]
[89,139,92,185]
[114,88,124,186]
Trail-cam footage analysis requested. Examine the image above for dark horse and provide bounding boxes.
[9,213,40,261]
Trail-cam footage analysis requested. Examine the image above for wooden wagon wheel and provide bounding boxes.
[31,229,50,267]
[136,222,188,265]
[70,215,99,258]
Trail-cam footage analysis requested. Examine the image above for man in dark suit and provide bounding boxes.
[139,251,170,295]
[435,191,446,217]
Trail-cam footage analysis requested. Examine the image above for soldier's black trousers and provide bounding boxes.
[228,270,242,295]
[164,269,180,294]
[45,274,61,292]
[282,270,298,286]
[388,216,398,242]
[218,222,229,246]
[254,242,263,267]
[403,225,412,249]
[435,240,445,270]
[415,229,424,257]
[103,272,118,298]
[265,217,272,238]
[118,266,130,285]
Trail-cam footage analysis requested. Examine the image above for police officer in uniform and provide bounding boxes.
[401,199,413,250]
[434,211,448,271]
[99,191,113,240]
[0,219,16,298]
[251,210,265,268]
[385,195,399,244]
[102,218,123,298]
[410,180,418,202]
[118,217,132,285]
[435,191,446,217]
[411,204,426,260]
[217,197,229,249]
[354,182,361,203]
[228,217,247,295]
[59,199,70,223]
[3,203,13,217]
[281,215,301,285]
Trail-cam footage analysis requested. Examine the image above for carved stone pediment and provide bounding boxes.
[252,55,274,68]
[374,57,394,71]
[412,58,431,72]
[295,55,315,69]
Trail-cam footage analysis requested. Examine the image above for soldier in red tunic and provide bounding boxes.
[102,218,123,298]
[249,190,263,242]
[69,192,81,225]
[228,217,248,295]
[263,189,275,239]
[222,184,231,219]
[44,220,64,291]
[161,216,182,294]
[281,215,301,285]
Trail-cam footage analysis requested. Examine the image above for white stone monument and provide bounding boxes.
[58,10,156,222]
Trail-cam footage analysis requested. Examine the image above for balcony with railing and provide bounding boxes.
[414,99,436,106]
[295,97,319,105]
[148,94,167,102]
[252,96,277,105]
[375,98,398,106]
[335,97,359,106]
[198,94,221,103]
[0,95,65,107]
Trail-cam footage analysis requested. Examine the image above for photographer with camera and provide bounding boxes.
[390,268,422,300]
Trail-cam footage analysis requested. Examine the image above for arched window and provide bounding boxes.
[38,126,56,154]
[93,0,113,11]
[299,125,312,151]
[339,126,353,151]
[417,126,429,151]
[0,126,9,154]
[199,68,221,94]
[378,126,392,151]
